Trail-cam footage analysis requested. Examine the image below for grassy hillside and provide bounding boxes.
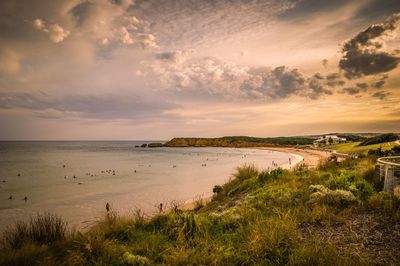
[1,155,400,265]
[329,141,399,154]
[358,133,399,146]
[165,136,314,147]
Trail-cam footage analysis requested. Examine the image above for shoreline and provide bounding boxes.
[258,147,331,169]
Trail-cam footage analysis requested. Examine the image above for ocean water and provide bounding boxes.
[0,141,301,231]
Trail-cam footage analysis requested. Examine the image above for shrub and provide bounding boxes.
[327,173,374,200]
[212,185,223,194]
[257,171,270,183]
[270,168,285,179]
[233,164,258,180]
[122,252,150,265]
[308,185,357,208]
[1,213,67,249]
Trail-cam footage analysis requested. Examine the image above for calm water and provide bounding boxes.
[0,141,301,231]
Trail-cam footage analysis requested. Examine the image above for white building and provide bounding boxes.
[313,135,347,146]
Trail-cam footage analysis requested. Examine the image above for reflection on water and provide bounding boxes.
[0,141,300,231]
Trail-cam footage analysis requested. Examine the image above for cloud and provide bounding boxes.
[372,91,391,100]
[0,92,178,120]
[32,18,70,43]
[119,26,134,44]
[339,12,400,79]
[33,18,45,30]
[134,0,295,48]
[356,82,368,89]
[67,1,157,48]
[342,87,361,95]
[48,24,70,43]
[374,80,386,89]
[308,73,332,99]
[325,73,346,87]
[278,0,349,20]
[150,56,341,101]
[355,0,400,21]
[138,33,158,49]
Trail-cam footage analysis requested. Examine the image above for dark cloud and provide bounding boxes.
[278,0,348,20]
[374,80,386,89]
[267,66,306,98]
[342,87,361,95]
[313,73,324,79]
[0,92,177,120]
[308,74,332,99]
[339,13,400,79]
[355,0,400,21]
[326,73,346,87]
[69,2,95,26]
[356,83,368,89]
[372,91,390,100]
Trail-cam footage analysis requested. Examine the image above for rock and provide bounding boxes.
[148,142,163,148]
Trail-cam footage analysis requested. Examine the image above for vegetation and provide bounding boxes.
[358,133,399,146]
[1,213,67,250]
[328,141,399,154]
[165,136,314,147]
[334,134,366,142]
[1,155,400,265]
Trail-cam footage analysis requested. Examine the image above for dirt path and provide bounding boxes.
[300,212,400,265]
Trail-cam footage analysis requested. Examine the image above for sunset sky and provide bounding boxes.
[0,0,399,140]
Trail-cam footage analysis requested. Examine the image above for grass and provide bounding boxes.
[1,156,400,265]
[327,141,399,154]
[1,213,67,250]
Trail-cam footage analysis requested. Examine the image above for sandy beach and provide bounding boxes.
[259,147,332,169]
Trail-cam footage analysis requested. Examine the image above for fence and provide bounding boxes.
[376,156,400,195]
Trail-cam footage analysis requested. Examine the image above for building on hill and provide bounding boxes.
[313,135,347,146]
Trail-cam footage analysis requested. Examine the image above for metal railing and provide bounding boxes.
[376,156,400,194]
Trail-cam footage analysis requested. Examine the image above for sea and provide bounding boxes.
[0,141,302,231]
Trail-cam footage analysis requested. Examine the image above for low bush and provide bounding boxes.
[308,185,357,208]
[326,173,375,200]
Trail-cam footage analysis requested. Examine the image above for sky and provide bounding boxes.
[0,0,399,140]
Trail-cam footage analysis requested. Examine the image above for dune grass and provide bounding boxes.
[1,213,67,250]
[1,157,399,265]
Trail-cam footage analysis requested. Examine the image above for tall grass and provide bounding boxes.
[233,164,258,180]
[1,213,67,250]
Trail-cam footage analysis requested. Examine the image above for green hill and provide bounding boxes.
[165,136,314,147]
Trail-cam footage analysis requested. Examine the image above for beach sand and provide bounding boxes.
[259,147,332,169]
